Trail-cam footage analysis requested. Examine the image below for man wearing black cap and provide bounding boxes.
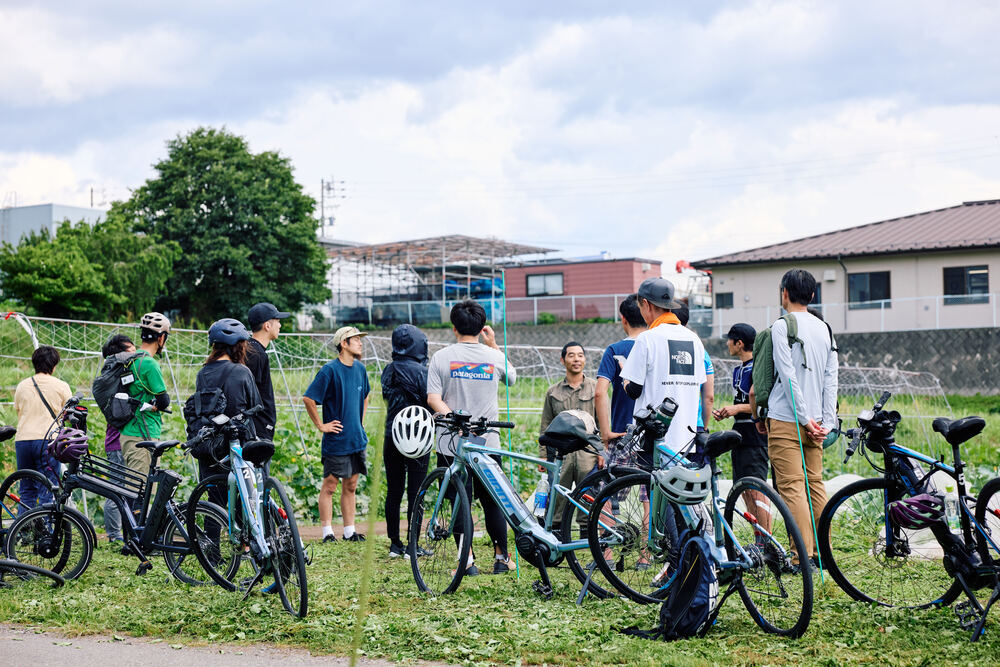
[620,277,708,456]
[246,302,291,441]
[713,323,771,528]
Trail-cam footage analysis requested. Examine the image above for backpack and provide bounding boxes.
[92,351,143,430]
[751,313,837,421]
[183,363,236,461]
[619,529,719,641]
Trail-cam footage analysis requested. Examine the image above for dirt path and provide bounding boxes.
[0,625,412,666]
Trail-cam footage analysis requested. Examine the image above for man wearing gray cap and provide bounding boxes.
[620,277,708,456]
[246,302,291,441]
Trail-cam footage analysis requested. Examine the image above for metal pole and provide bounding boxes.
[407,301,413,325]
[533,298,537,325]
[272,342,309,458]
[368,303,373,326]
[935,296,940,329]
[880,300,885,332]
[613,294,619,322]
[571,295,576,321]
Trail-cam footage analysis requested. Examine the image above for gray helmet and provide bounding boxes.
[652,464,712,505]
[208,318,250,346]
[140,312,171,333]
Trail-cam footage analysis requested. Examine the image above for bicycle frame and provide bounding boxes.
[430,433,601,563]
[226,439,271,561]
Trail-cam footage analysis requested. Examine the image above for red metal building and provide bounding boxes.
[503,257,662,322]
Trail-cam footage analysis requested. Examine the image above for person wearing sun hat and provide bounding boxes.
[303,325,371,543]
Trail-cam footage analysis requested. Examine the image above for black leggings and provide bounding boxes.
[383,439,429,546]
[437,452,509,558]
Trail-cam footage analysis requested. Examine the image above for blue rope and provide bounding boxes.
[787,383,825,584]
[499,269,520,579]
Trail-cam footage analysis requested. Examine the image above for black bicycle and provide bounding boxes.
[5,431,235,584]
[818,392,1000,640]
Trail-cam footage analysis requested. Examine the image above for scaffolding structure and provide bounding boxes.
[320,235,552,326]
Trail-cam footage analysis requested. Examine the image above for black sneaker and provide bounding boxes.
[492,559,511,575]
[345,533,366,542]
[322,534,337,543]
[389,542,406,558]
[405,546,433,559]
[465,564,480,576]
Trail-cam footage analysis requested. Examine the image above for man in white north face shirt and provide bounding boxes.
[620,277,708,457]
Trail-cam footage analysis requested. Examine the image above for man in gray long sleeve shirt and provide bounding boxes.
[765,269,838,562]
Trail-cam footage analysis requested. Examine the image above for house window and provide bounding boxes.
[715,292,734,309]
[811,284,822,305]
[526,273,563,296]
[848,271,891,309]
[943,265,989,305]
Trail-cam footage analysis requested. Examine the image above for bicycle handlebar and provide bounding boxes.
[842,391,895,463]
[434,412,515,436]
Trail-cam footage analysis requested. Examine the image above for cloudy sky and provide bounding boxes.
[2,1,1000,272]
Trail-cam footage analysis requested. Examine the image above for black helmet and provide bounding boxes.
[208,318,250,346]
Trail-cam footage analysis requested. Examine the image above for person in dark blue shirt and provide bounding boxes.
[303,326,371,543]
[596,295,647,467]
[712,322,771,528]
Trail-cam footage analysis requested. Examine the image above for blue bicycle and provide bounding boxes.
[819,392,1000,639]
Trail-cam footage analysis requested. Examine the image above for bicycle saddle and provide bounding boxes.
[136,440,181,455]
[932,416,985,446]
[702,430,742,460]
[242,439,275,466]
[0,425,15,442]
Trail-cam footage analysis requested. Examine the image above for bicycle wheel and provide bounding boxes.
[818,477,961,608]
[263,478,308,618]
[586,472,679,604]
[185,474,242,591]
[409,466,473,595]
[724,476,813,637]
[163,500,237,586]
[560,466,641,600]
[975,477,1000,566]
[0,559,65,589]
[4,506,93,580]
[1,469,55,540]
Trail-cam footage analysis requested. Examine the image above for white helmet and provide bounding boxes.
[392,406,435,459]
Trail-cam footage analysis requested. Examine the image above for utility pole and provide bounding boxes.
[319,177,347,236]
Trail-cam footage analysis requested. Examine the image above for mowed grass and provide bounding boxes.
[2,533,1000,665]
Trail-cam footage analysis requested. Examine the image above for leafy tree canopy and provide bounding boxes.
[0,217,180,320]
[110,127,330,323]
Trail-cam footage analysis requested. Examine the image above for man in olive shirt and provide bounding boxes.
[540,341,602,530]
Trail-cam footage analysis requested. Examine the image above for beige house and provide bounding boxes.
[693,199,1000,335]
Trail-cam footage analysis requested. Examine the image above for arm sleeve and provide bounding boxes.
[154,392,171,411]
[496,350,517,387]
[624,381,643,400]
[596,347,616,381]
[771,319,808,425]
[426,356,443,395]
[304,367,330,404]
[823,343,839,427]
[363,369,371,399]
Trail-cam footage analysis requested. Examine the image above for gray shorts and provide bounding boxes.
[322,451,367,479]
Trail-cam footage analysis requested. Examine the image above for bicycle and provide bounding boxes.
[409,411,642,599]
[818,392,1000,640]
[184,406,309,618]
[585,400,814,637]
[5,415,231,584]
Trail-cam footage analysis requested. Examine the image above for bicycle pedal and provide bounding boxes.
[135,561,153,576]
[954,601,984,630]
[532,580,554,600]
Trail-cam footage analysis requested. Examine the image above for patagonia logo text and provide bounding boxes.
[449,361,495,380]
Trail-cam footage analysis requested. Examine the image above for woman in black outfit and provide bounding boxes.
[381,324,431,557]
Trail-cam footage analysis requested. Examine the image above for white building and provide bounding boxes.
[0,203,105,245]
[693,199,1000,335]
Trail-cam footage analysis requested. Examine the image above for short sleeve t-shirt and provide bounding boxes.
[427,342,516,453]
[696,351,715,429]
[620,323,707,453]
[596,338,636,434]
[304,359,370,457]
[121,351,168,439]
[14,373,72,441]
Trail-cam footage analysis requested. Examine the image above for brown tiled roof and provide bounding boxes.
[693,199,1000,268]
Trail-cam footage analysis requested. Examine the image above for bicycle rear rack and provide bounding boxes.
[75,453,146,499]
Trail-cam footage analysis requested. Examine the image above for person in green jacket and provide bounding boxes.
[120,312,172,479]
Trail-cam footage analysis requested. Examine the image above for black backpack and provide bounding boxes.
[620,530,719,641]
[92,351,143,430]
[183,363,236,461]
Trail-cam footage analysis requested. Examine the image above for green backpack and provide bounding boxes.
[751,312,836,421]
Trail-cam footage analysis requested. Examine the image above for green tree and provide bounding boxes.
[110,127,330,322]
[0,219,179,320]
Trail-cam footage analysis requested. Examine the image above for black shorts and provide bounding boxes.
[322,451,367,479]
[732,422,770,482]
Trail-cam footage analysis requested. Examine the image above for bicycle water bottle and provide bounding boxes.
[944,484,961,534]
[533,475,550,519]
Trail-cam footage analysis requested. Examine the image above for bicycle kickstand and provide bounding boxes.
[575,561,599,606]
[970,582,1000,642]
